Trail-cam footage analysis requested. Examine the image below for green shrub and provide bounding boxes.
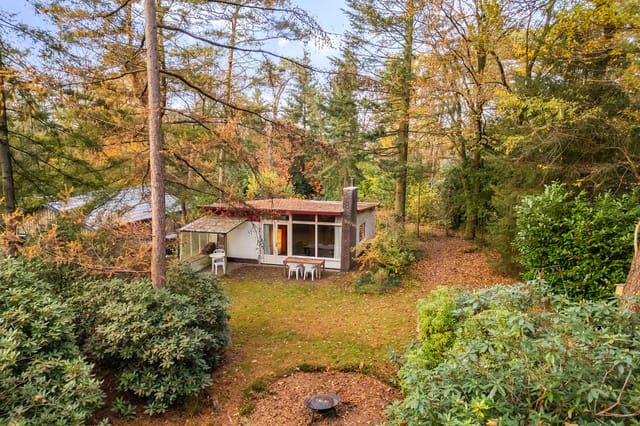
[111,397,136,420]
[515,183,640,300]
[354,224,417,293]
[408,289,458,371]
[354,268,400,294]
[0,257,104,425]
[388,282,640,425]
[167,265,231,367]
[356,227,418,278]
[69,265,230,414]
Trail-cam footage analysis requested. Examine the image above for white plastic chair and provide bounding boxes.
[210,249,226,275]
[303,263,317,281]
[287,263,303,280]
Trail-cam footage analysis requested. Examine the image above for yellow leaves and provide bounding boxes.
[471,399,490,418]
[66,240,84,259]
[379,134,395,150]
[0,69,19,80]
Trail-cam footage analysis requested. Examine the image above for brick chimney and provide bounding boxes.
[341,186,358,272]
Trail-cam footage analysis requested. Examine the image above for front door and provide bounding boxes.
[262,219,289,264]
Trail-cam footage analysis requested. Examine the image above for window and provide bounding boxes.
[262,213,342,259]
[317,215,336,223]
[317,225,335,258]
[180,232,215,260]
[292,223,314,255]
[290,214,340,259]
[292,214,314,222]
[263,224,273,255]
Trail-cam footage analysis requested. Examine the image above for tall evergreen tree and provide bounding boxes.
[321,45,365,199]
[284,52,322,197]
[346,0,424,225]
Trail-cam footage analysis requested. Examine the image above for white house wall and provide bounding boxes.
[359,210,376,240]
[227,221,261,261]
[355,210,376,256]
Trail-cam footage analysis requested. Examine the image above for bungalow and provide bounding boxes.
[179,187,377,272]
[21,186,182,236]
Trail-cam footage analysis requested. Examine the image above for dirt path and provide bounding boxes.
[410,227,517,289]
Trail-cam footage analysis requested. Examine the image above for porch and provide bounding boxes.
[193,260,338,283]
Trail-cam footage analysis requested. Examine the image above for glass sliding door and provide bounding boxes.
[317,225,336,258]
[262,216,290,263]
[290,214,340,259]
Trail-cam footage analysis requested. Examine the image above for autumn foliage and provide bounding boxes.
[11,209,154,278]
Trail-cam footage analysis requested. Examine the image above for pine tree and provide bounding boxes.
[283,53,323,197]
[321,45,365,199]
[345,0,423,224]
[502,0,640,193]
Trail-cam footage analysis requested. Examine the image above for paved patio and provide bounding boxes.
[208,262,338,283]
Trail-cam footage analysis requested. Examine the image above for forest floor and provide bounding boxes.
[113,227,519,426]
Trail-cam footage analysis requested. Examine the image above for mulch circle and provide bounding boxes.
[246,371,401,425]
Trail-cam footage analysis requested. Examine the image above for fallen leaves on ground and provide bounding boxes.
[246,371,401,426]
[409,227,519,289]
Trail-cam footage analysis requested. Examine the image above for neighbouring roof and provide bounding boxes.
[179,216,247,234]
[203,198,378,215]
[46,186,181,230]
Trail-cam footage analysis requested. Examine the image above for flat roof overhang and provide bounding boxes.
[179,216,247,234]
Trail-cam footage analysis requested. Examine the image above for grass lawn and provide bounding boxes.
[222,277,419,379]
[202,272,426,421]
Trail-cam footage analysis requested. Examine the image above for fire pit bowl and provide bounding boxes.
[304,392,340,423]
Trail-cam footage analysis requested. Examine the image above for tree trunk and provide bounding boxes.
[393,0,415,226]
[623,223,640,308]
[218,1,240,198]
[462,150,482,240]
[267,83,287,170]
[144,0,166,289]
[0,51,17,256]
[461,172,475,240]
